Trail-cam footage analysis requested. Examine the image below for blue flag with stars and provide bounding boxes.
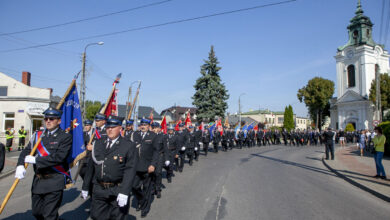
[60,84,84,165]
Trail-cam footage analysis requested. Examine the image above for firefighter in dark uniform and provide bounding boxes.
[79,119,92,181]
[15,107,72,220]
[202,125,210,156]
[187,125,196,165]
[86,113,108,152]
[132,118,160,218]
[212,128,221,153]
[166,125,177,182]
[151,122,170,199]
[175,123,189,172]
[221,127,229,151]
[228,128,235,149]
[5,126,14,152]
[257,128,264,146]
[81,115,138,220]
[18,126,27,151]
[238,129,245,149]
[194,126,202,160]
[124,119,134,140]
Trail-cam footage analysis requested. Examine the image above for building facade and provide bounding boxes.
[0,72,53,144]
[330,1,390,130]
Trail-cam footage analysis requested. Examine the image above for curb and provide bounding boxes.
[322,157,390,203]
[0,169,15,180]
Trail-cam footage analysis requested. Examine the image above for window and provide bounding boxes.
[3,113,15,131]
[0,86,7,96]
[278,117,284,124]
[347,65,356,88]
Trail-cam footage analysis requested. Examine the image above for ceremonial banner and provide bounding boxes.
[60,84,85,166]
[161,116,167,134]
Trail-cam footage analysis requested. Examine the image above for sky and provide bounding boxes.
[0,0,389,117]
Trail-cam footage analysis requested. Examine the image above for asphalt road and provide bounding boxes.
[0,145,389,220]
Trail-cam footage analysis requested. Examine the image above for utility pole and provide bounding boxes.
[80,52,86,120]
[375,64,382,122]
[239,93,245,126]
[79,42,104,120]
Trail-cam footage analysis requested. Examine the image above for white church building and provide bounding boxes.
[330,1,390,131]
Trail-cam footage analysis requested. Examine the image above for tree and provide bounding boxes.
[297,77,334,131]
[192,46,229,122]
[369,73,390,119]
[85,100,102,120]
[283,105,295,131]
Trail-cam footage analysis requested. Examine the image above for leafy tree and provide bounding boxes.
[192,46,229,122]
[345,123,355,132]
[85,100,102,121]
[283,105,295,131]
[369,73,390,119]
[297,77,334,131]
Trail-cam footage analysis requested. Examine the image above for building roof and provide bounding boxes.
[242,109,284,115]
[160,106,197,121]
[226,115,258,126]
[116,104,162,120]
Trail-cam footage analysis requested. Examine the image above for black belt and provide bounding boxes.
[36,174,53,179]
[99,182,120,189]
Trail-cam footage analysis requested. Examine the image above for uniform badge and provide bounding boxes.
[113,156,118,160]
[119,156,123,163]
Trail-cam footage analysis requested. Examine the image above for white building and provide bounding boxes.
[0,71,52,144]
[330,1,390,131]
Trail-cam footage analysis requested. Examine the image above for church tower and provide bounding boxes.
[330,0,390,130]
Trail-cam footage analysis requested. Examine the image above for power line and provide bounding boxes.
[0,0,173,36]
[0,0,297,53]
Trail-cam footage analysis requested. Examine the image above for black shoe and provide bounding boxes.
[179,169,183,173]
[136,206,141,212]
[156,191,161,198]
[141,211,148,218]
[325,158,329,160]
[373,175,380,178]
[167,178,172,183]
[380,176,387,180]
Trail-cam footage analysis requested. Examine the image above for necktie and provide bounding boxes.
[142,132,146,139]
[106,140,112,149]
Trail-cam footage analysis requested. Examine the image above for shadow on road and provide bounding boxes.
[250,153,337,177]
[2,210,34,220]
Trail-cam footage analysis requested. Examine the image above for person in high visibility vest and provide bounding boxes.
[5,126,14,152]
[18,126,27,151]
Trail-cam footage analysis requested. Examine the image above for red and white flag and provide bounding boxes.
[161,116,167,134]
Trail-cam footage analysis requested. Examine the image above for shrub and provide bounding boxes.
[345,123,355,132]
[379,121,390,156]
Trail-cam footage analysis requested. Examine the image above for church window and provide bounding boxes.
[347,65,356,88]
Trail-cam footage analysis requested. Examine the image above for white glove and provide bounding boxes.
[81,190,88,200]
[181,147,186,151]
[25,155,36,164]
[199,142,202,145]
[117,193,128,207]
[165,161,170,166]
[15,165,26,179]
[195,147,198,151]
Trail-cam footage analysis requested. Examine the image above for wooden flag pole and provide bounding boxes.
[127,81,141,120]
[0,79,77,214]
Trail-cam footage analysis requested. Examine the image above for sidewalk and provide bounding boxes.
[323,145,390,202]
[0,150,21,179]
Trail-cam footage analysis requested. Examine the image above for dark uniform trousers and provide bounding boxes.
[175,131,189,171]
[82,136,138,220]
[202,142,209,156]
[17,128,72,220]
[213,131,220,153]
[154,133,169,193]
[0,142,5,173]
[194,130,202,160]
[131,131,160,215]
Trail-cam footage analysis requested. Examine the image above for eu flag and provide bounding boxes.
[60,84,84,165]
[209,123,216,141]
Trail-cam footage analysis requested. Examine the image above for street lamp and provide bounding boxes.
[239,93,246,126]
[80,41,104,120]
